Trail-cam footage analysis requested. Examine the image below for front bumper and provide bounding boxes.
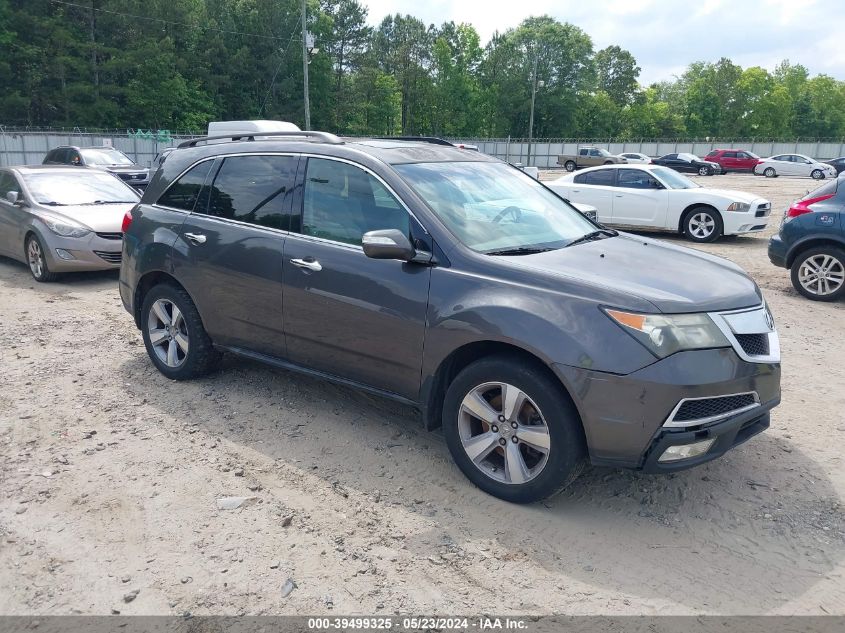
[553,347,781,470]
[39,229,122,272]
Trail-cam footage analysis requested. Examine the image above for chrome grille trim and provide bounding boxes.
[708,303,780,363]
[664,391,760,428]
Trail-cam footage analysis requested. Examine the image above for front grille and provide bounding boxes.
[93,250,122,264]
[95,232,123,240]
[673,393,758,423]
[755,209,771,217]
[735,333,770,356]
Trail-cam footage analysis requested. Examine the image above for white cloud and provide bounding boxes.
[360,0,839,85]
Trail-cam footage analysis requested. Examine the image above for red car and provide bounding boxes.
[705,149,761,173]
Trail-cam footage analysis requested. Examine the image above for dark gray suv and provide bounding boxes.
[119,132,781,503]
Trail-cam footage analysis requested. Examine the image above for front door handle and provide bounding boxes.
[184,232,207,245]
[290,257,322,272]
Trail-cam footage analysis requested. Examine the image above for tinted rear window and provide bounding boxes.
[157,160,214,211]
[205,155,298,230]
[801,178,839,200]
[574,169,614,186]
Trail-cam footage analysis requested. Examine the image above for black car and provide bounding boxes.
[769,177,845,301]
[652,153,722,176]
[823,157,845,175]
[119,131,780,503]
[43,145,150,189]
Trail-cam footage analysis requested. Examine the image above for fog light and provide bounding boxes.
[658,438,716,463]
[55,248,76,260]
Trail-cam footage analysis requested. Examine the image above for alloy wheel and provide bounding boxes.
[797,254,845,296]
[698,166,709,176]
[458,382,550,485]
[147,299,189,368]
[27,238,44,279]
[688,212,716,239]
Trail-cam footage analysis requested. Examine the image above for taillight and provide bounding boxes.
[786,193,834,220]
[121,206,136,233]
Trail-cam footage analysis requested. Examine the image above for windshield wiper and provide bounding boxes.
[486,246,558,256]
[41,201,67,206]
[564,229,618,248]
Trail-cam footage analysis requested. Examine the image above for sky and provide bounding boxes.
[361,0,838,85]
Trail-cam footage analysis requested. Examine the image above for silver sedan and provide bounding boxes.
[0,165,140,281]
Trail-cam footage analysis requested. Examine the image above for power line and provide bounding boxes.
[258,28,303,116]
[51,0,293,42]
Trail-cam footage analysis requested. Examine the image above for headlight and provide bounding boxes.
[42,217,91,238]
[605,309,730,358]
[726,202,750,212]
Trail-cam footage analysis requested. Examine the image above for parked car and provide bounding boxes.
[769,178,845,301]
[0,165,140,281]
[618,152,651,164]
[120,131,780,503]
[548,164,771,242]
[823,156,845,175]
[704,149,760,173]
[43,146,150,189]
[754,154,836,180]
[652,153,721,176]
[557,147,628,172]
[152,147,176,169]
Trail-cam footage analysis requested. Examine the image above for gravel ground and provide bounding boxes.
[0,173,843,616]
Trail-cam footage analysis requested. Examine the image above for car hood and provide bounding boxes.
[33,202,136,232]
[689,188,762,203]
[502,233,762,313]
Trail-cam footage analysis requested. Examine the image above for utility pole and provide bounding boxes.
[527,48,539,166]
[301,0,311,130]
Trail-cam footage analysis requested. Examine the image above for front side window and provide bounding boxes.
[23,171,140,205]
[157,160,214,212]
[651,167,699,190]
[0,172,19,198]
[206,155,297,230]
[301,158,409,246]
[723,151,737,158]
[616,169,659,189]
[394,161,597,254]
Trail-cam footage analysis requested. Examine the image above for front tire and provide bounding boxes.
[25,234,58,282]
[811,169,825,180]
[141,283,221,379]
[442,355,586,503]
[564,160,576,172]
[682,207,723,243]
[790,246,845,301]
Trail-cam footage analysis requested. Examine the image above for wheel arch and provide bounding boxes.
[786,237,845,268]
[133,270,192,328]
[678,203,722,233]
[420,340,582,433]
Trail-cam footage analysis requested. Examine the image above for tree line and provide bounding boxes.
[3,0,845,139]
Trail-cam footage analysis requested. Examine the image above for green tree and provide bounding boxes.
[594,45,640,106]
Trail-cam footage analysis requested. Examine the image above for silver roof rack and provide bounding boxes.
[177,130,344,149]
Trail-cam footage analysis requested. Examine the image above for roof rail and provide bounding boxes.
[177,130,344,149]
[375,136,455,147]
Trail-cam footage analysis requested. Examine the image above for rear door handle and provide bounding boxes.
[290,257,322,272]
[184,232,206,245]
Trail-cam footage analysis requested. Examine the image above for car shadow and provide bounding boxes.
[0,255,120,292]
[119,350,843,613]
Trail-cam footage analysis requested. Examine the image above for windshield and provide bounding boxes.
[24,171,141,205]
[394,161,598,253]
[652,167,699,190]
[80,148,135,166]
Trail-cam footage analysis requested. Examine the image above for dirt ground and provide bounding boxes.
[0,173,843,616]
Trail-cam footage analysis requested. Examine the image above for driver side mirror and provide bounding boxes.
[5,191,23,205]
[362,229,416,262]
[650,180,664,190]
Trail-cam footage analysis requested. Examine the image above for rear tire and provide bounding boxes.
[140,283,221,380]
[442,355,586,503]
[25,234,58,282]
[564,160,576,172]
[682,207,723,243]
[698,165,712,176]
[764,167,776,178]
[790,246,845,301]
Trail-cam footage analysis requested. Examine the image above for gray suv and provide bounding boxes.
[119,132,781,503]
